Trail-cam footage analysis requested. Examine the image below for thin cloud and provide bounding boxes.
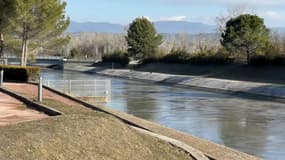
[263,11,283,20]
[161,0,285,7]
[159,16,188,21]
[259,11,285,27]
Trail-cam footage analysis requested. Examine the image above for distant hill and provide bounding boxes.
[271,27,285,34]
[67,21,125,33]
[154,21,216,34]
[67,21,285,35]
[67,21,216,34]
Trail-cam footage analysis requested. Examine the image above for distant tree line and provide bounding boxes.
[67,32,127,60]
[73,11,285,66]
[101,14,285,66]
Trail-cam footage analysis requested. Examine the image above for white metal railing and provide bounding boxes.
[44,79,111,102]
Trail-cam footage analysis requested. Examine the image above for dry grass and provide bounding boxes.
[0,99,193,160]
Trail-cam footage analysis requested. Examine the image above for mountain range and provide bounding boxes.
[67,21,216,34]
[67,21,285,34]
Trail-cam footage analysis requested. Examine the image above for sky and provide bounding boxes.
[66,0,285,27]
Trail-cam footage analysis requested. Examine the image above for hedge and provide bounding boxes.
[250,55,285,66]
[102,50,130,66]
[143,48,234,65]
[0,65,40,82]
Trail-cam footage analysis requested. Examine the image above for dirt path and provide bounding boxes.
[0,91,48,126]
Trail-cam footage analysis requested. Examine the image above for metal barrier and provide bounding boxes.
[44,79,111,102]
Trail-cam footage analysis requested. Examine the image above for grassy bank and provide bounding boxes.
[0,98,193,160]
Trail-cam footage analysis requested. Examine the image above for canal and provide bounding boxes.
[41,69,285,160]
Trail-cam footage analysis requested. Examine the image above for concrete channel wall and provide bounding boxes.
[95,69,285,101]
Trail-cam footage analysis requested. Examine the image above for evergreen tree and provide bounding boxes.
[12,0,70,66]
[221,14,270,64]
[0,0,16,58]
[126,17,163,60]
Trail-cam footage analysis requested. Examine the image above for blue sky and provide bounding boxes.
[66,0,285,27]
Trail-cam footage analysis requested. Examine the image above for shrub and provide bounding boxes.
[249,55,270,66]
[189,49,234,65]
[142,50,164,64]
[250,54,285,66]
[102,50,130,66]
[28,54,36,63]
[271,55,285,65]
[161,48,190,63]
[70,48,80,58]
[0,65,40,82]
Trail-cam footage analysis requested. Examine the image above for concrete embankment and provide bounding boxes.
[93,69,285,101]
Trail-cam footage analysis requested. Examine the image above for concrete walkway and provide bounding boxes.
[0,91,48,126]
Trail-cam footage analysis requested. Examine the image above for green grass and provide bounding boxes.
[0,98,193,160]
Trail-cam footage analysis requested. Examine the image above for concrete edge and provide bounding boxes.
[0,87,63,116]
[96,72,285,103]
[132,126,210,160]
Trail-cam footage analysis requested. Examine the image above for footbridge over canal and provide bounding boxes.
[7,57,95,69]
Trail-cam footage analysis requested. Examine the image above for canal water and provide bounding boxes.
[41,69,285,160]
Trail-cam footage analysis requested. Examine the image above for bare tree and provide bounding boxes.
[270,32,285,55]
[216,4,255,34]
[67,33,127,60]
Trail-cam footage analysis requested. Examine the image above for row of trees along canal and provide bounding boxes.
[0,0,69,66]
[119,15,282,66]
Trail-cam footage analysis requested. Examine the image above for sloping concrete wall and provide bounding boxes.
[97,69,285,100]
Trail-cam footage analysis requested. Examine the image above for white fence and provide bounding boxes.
[44,80,111,102]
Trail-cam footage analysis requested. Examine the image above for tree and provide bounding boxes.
[0,0,16,58]
[70,48,80,58]
[221,14,270,64]
[126,17,163,60]
[12,0,69,66]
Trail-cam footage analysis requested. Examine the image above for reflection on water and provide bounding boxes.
[41,69,285,160]
[125,82,159,120]
[217,100,267,157]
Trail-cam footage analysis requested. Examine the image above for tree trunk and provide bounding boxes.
[246,49,252,65]
[0,33,4,58]
[21,27,28,66]
[20,38,26,66]
[24,39,29,66]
